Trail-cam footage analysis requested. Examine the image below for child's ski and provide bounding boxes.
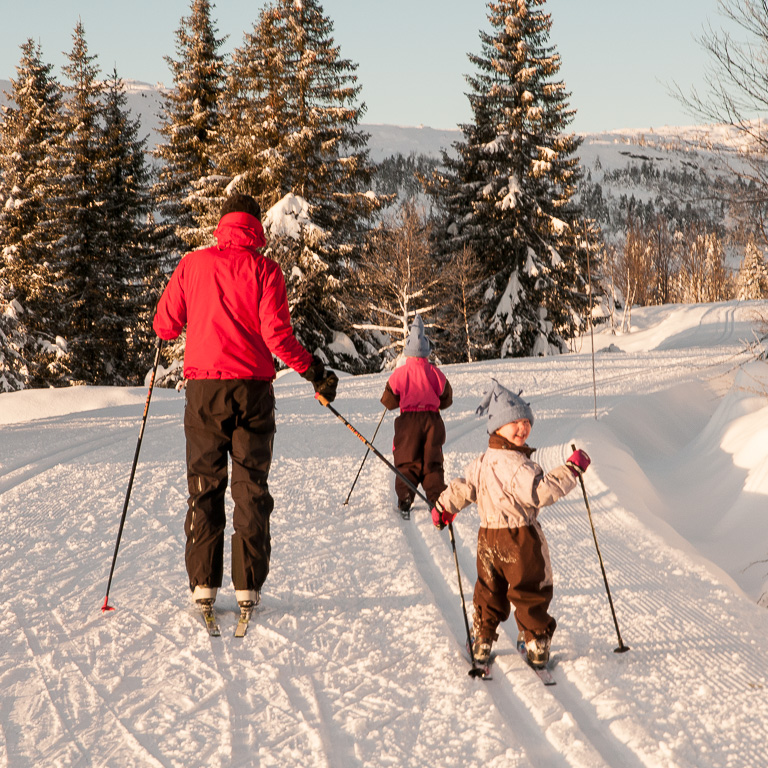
[465,642,493,680]
[516,639,555,685]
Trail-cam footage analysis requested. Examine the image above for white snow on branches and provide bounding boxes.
[263,192,324,244]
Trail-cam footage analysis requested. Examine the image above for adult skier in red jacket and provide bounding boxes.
[153,193,337,613]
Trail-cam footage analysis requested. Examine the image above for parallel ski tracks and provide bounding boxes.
[0,412,179,496]
[387,429,768,768]
[190,602,353,767]
[415,518,656,767]
[394,485,601,768]
[4,603,168,768]
[541,474,768,764]
[4,332,765,766]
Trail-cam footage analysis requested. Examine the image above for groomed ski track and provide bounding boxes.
[1,301,768,768]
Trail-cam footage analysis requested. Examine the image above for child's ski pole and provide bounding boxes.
[571,443,629,653]
[316,394,486,677]
[101,338,164,612]
[343,407,388,505]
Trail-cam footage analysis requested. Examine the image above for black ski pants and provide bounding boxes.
[184,379,275,594]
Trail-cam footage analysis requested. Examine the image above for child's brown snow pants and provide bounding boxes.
[392,410,446,506]
[472,525,557,643]
[184,379,275,594]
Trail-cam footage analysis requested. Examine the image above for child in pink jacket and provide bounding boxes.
[432,379,590,668]
[381,315,452,519]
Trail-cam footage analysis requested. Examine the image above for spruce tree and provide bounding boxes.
[0,39,65,384]
[222,0,379,233]
[99,70,156,380]
[46,22,109,383]
[153,0,228,255]
[426,0,593,357]
[737,239,768,300]
[220,0,383,370]
[47,23,153,384]
[219,6,292,209]
[0,288,29,392]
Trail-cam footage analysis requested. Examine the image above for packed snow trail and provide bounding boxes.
[1,300,768,767]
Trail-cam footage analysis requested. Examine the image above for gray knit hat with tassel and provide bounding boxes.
[403,314,431,358]
[476,378,534,434]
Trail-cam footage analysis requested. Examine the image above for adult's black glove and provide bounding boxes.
[301,355,339,403]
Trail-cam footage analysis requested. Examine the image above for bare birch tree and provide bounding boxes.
[349,202,440,363]
[438,244,487,363]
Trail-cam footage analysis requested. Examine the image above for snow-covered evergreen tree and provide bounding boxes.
[220,0,384,370]
[737,239,768,300]
[222,0,379,232]
[153,0,228,255]
[426,0,593,358]
[0,39,64,384]
[44,22,109,383]
[43,24,153,384]
[0,287,29,392]
[219,8,293,209]
[98,70,157,380]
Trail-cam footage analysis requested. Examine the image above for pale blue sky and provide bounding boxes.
[0,0,726,133]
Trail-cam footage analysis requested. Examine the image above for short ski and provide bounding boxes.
[516,639,555,685]
[198,600,221,637]
[466,642,493,680]
[234,602,255,638]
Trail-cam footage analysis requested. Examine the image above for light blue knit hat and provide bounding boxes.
[403,314,431,358]
[476,378,534,434]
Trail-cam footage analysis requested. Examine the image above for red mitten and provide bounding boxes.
[431,506,457,530]
[566,449,591,476]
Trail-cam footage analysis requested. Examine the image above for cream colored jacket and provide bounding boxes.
[437,445,577,529]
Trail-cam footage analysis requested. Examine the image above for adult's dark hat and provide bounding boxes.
[221,193,261,221]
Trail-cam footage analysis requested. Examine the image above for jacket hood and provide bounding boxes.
[214,211,267,250]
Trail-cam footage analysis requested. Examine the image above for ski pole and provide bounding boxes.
[343,407,388,505]
[316,394,486,677]
[445,521,485,677]
[571,443,629,653]
[101,338,164,612]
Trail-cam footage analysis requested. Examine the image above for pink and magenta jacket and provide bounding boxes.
[381,356,451,412]
[153,212,313,380]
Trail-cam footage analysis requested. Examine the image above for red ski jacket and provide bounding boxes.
[153,211,313,380]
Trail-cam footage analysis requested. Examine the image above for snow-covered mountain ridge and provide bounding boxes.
[0,76,739,164]
[2,77,747,244]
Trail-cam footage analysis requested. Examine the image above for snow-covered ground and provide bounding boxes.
[1,300,768,768]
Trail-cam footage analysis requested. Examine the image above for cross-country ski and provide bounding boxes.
[516,636,556,686]
[197,600,221,637]
[234,601,256,638]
